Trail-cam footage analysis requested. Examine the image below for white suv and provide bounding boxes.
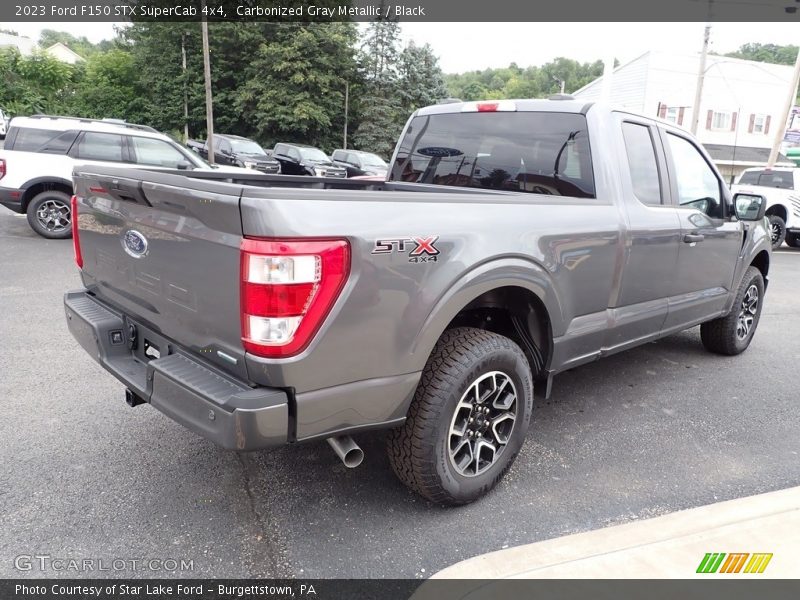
[732,167,800,249]
[0,115,250,238]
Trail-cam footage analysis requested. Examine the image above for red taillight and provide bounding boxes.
[0,158,6,180]
[240,238,350,358]
[477,102,499,112]
[71,195,83,269]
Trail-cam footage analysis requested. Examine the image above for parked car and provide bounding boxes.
[187,134,280,174]
[65,98,771,505]
[0,115,255,239]
[330,149,388,178]
[271,143,346,177]
[732,167,800,248]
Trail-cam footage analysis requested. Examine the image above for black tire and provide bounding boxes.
[700,266,765,355]
[387,327,534,505]
[26,190,73,239]
[785,231,800,249]
[767,215,786,249]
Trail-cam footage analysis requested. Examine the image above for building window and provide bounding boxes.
[752,114,768,134]
[665,107,679,124]
[710,111,732,131]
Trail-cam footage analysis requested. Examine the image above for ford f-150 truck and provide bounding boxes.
[64,99,771,505]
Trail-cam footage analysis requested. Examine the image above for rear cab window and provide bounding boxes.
[390,111,595,198]
[738,170,795,190]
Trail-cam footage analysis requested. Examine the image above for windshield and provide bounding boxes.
[390,111,595,198]
[229,138,267,155]
[298,147,329,162]
[738,170,794,190]
[361,153,387,168]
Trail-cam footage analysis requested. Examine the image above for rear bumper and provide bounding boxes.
[0,185,24,213]
[64,290,289,451]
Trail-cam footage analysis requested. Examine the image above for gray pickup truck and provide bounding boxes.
[64,99,771,505]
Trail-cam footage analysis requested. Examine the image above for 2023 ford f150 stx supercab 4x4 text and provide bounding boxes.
[64,99,771,504]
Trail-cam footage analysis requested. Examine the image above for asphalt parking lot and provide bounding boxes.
[1,206,799,579]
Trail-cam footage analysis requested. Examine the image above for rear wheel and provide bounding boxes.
[387,327,534,505]
[767,215,786,249]
[785,231,800,248]
[700,266,765,355]
[26,190,72,239]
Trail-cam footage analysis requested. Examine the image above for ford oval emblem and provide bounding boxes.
[123,230,149,258]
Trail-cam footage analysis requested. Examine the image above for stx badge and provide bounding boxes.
[372,236,440,263]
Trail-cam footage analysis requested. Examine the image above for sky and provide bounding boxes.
[4,21,799,73]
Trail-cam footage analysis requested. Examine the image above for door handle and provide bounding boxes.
[683,233,705,243]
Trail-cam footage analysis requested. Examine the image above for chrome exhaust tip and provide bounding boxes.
[326,435,364,468]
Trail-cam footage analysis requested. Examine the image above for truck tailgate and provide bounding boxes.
[72,167,248,379]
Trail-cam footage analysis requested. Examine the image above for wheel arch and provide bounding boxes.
[410,258,564,379]
[765,203,788,222]
[20,177,73,212]
[750,249,770,281]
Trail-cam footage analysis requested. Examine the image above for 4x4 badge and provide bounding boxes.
[123,230,149,259]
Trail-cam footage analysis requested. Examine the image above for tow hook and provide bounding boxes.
[125,389,146,407]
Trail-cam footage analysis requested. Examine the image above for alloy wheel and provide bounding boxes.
[736,284,759,340]
[36,199,71,233]
[447,371,518,477]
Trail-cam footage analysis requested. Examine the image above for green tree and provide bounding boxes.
[67,49,142,121]
[397,41,448,115]
[236,23,359,150]
[0,48,77,115]
[353,20,403,157]
[725,43,799,66]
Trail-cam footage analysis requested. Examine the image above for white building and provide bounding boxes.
[44,42,85,64]
[573,51,794,182]
[0,32,36,55]
[0,34,85,64]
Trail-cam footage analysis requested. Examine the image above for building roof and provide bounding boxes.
[45,42,85,63]
[704,144,791,165]
[0,32,36,55]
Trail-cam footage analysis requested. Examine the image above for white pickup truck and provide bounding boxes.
[0,115,254,239]
[733,167,800,249]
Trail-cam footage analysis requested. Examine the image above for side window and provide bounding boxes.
[347,153,359,167]
[274,144,285,156]
[665,133,722,218]
[130,136,189,168]
[73,132,125,162]
[621,122,662,205]
[288,147,301,161]
[8,127,63,152]
[39,130,79,154]
[219,139,231,154]
[333,150,345,162]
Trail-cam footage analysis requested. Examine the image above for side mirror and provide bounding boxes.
[733,193,767,221]
[176,160,192,170]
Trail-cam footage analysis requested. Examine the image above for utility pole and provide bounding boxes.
[181,32,189,143]
[767,47,800,168]
[690,24,711,135]
[201,5,215,164]
[343,81,349,149]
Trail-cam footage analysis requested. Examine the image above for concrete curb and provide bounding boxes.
[432,486,800,578]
